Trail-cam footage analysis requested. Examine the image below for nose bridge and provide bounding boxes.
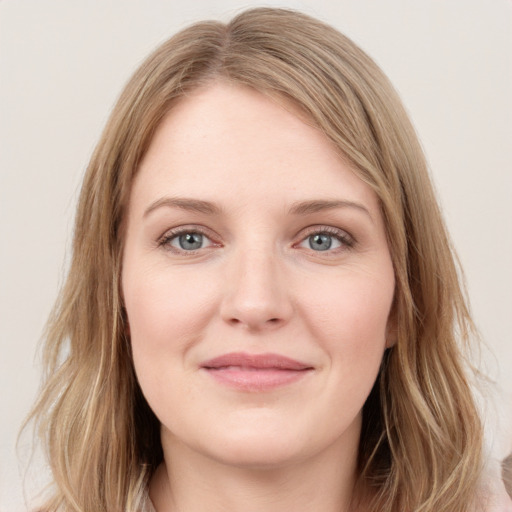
[221,238,292,330]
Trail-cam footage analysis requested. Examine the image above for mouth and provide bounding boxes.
[200,352,314,392]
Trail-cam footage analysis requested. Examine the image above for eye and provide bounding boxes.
[159,228,216,253]
[172,232,208,250]
[306,233,338,251]
[297,228,354,253]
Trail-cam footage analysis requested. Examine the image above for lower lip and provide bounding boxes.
[203,367,312,391]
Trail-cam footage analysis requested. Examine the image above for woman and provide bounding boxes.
[26,7,506,512]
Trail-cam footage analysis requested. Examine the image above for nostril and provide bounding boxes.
[226,316,282,329]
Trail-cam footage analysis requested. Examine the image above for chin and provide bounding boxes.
[207,434,308,470]
[183,411,317,469]
[191,412,358,471]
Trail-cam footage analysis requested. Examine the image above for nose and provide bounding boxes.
[220,246,294,332]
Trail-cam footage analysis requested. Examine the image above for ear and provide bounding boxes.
[121,304,131,337]
[385,328,397,348]
[385,303,398,348]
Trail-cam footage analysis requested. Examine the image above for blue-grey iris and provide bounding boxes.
[309,234,332,251]
[179,233,203,250]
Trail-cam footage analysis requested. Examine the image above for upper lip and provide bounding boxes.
[201,352,313,371]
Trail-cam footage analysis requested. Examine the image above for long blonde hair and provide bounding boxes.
[26,7,483,511]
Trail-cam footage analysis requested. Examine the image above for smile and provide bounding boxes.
[200,352,314,392]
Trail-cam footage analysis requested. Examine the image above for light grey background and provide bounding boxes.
[1,1,511,510]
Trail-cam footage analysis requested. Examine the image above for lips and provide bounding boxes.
[200,352,314,391]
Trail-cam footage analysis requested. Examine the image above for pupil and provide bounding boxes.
[179,233,202,250]
[310,234,332,251]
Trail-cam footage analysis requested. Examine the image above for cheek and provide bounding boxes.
[123,262,220,362]
[298,266,394,365]
[123,262,222,422]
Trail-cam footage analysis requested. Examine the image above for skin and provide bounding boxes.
[122,82,396,512]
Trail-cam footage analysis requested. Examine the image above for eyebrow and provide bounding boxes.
[288,199,373,221]
[144,197,222,217]
[144,196,372,221]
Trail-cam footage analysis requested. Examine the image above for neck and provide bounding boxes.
[150,428,362,512]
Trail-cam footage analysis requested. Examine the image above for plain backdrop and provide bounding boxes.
[1,0,511,510]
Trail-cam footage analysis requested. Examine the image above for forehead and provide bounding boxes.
[131,82,380,215]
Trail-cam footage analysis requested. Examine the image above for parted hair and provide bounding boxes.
[26,7,483,512]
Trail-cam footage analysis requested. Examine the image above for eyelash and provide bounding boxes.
[297,226,355,252]
[158,226,217,254]
[157,225,356,255]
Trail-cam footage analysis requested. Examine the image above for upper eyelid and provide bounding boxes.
[159,224,216,240]
[296,224,354,240]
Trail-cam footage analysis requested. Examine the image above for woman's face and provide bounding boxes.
[122,83,395,468]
